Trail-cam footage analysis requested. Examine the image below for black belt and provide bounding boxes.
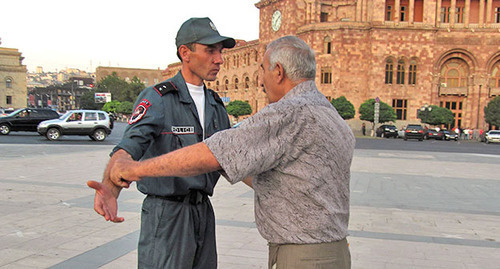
[149,191,208,205]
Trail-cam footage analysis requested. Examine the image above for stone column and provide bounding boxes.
[486,0,493,25]
[395,0,401,22]
[465,0,471,26]
[437,0,442,25]
[450,0,457,26]
[479,0,485,26]
[410,0,415,23]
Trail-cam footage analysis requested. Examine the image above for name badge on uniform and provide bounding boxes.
[172,126,195,134]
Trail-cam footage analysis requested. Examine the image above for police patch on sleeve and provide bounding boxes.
[128,99,151,125]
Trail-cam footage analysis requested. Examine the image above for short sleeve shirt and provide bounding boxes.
[205,80,355,244]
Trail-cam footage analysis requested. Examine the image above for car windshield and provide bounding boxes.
[490,131,500,135]
[9,108,25,116]
[60,111,73,120]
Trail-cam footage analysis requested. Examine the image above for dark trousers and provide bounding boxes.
[138,194,217,269]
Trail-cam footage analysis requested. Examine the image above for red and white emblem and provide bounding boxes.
[128,99,151,124]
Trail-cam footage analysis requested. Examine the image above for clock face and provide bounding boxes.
[271,10,282,32]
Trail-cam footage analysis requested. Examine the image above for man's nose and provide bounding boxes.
[214,52,223,64]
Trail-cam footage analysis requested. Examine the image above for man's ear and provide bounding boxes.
[275,63,285,83]
[178,45,190,62]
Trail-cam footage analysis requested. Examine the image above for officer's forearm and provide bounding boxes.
[133,142,222,179]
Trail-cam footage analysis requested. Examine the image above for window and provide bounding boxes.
[234,78,239,89]
[440,59,468,87]
[324,36,332,54]
[6,96,12,105]
[85,112,97,121]
[441,7,450,23]
[385,59,394,84]
[321,68,332,84]
[496,7,500,23]
[245,77,250,89]
[216,80,220,91]
[400,6,407,21]
[408,61,417,85]
[6,78,12,88]
[392,99,407,120]
[455,7,464,23]
[224,79,229,90]
[320,12,328,22]
[397,60,405,84]
[386,5,393,21]
[490,62,500,87]
[98,113,106,120]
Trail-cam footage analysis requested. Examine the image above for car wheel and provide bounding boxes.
[89,135,97,141]
[404,137,408,141]
[46,128,61,141]
[0,124,11,135]
[92,129,107,141]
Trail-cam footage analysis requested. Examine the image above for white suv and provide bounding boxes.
[38,110,113,141]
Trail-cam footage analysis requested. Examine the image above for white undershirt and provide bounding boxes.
[186,82,206,138]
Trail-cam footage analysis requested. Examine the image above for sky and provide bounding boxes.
[0,0,260,73]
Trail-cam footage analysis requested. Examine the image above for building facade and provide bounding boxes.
[0,47,27,109]
[96,66,163,87]
[163,0,500,130]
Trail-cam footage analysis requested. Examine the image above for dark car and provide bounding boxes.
[404,124,425,141]
[425,129,443,140]
[0,108,60,135]
[439,130,458,141]
[376,124,398,138]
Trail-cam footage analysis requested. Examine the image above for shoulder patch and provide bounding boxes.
[209,89,224,105]
[128,99,151,125]
[153,81,178,96]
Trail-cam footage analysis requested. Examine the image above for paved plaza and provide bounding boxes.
[0,142,499,268]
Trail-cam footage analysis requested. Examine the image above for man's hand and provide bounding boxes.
[87,180,124,222]
[110,159,142,188]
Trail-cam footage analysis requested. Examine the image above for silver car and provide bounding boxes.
[484,130,500,144]
[38,110,112,141]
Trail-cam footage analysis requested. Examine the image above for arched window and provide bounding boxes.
[245,77,250,88]
[6,78,12,88]
[408,60,417,85]
[324,36,332,54]
[225,79,229,90]
[385,59,394,84]
[440,59,468,87]
[396,60,405,84]
[490,61,500,88]
[216,80,220,91]
[234,78,239,89]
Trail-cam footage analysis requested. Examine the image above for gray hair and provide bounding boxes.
[266,36,316,82]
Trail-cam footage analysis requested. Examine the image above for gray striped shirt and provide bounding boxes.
[205,80,355,244]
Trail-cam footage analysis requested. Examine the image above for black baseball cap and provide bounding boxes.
[176,17,236,49]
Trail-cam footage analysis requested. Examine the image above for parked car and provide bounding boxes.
[404,124,425,141]
[376,124,398,138]
[484,130,500,144]
[0,108,60,135]
[425,129,443,140]
[0,108,14,117]
[37,110,113,141]
[439,130,458,141]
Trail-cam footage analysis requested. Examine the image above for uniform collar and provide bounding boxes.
[171,71,218,106]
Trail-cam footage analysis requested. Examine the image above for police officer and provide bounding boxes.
[88,17,234,268]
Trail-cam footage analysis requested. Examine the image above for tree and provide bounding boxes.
[128,76,145,101]
[80,90,103,110]
[226,100,252,121]
[331,96,355,120]
[95,72,130,102]
[101,100,121,114]
[417,105,454,126]
[117,101,134,114]
[484,96,500,128]
[358,98,396,124]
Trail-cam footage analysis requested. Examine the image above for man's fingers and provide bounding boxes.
[87,180,102,191]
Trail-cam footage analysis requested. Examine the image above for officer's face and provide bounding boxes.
[186,43,224,83]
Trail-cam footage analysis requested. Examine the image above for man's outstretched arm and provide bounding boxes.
[110,142,221,188]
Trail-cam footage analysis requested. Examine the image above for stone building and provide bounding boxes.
[96,66,163,87]
[163,0,500,130]
[0,47,27,109]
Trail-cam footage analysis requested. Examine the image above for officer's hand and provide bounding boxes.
[110,159,141,188]
[87,180,124,223]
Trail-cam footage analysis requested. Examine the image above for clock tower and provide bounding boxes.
[255,0,307,44]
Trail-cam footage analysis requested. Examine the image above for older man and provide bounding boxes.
[90,36,354,268]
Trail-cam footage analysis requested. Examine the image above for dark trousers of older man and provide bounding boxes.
[137,194,217,269]
[268,238,351,269]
